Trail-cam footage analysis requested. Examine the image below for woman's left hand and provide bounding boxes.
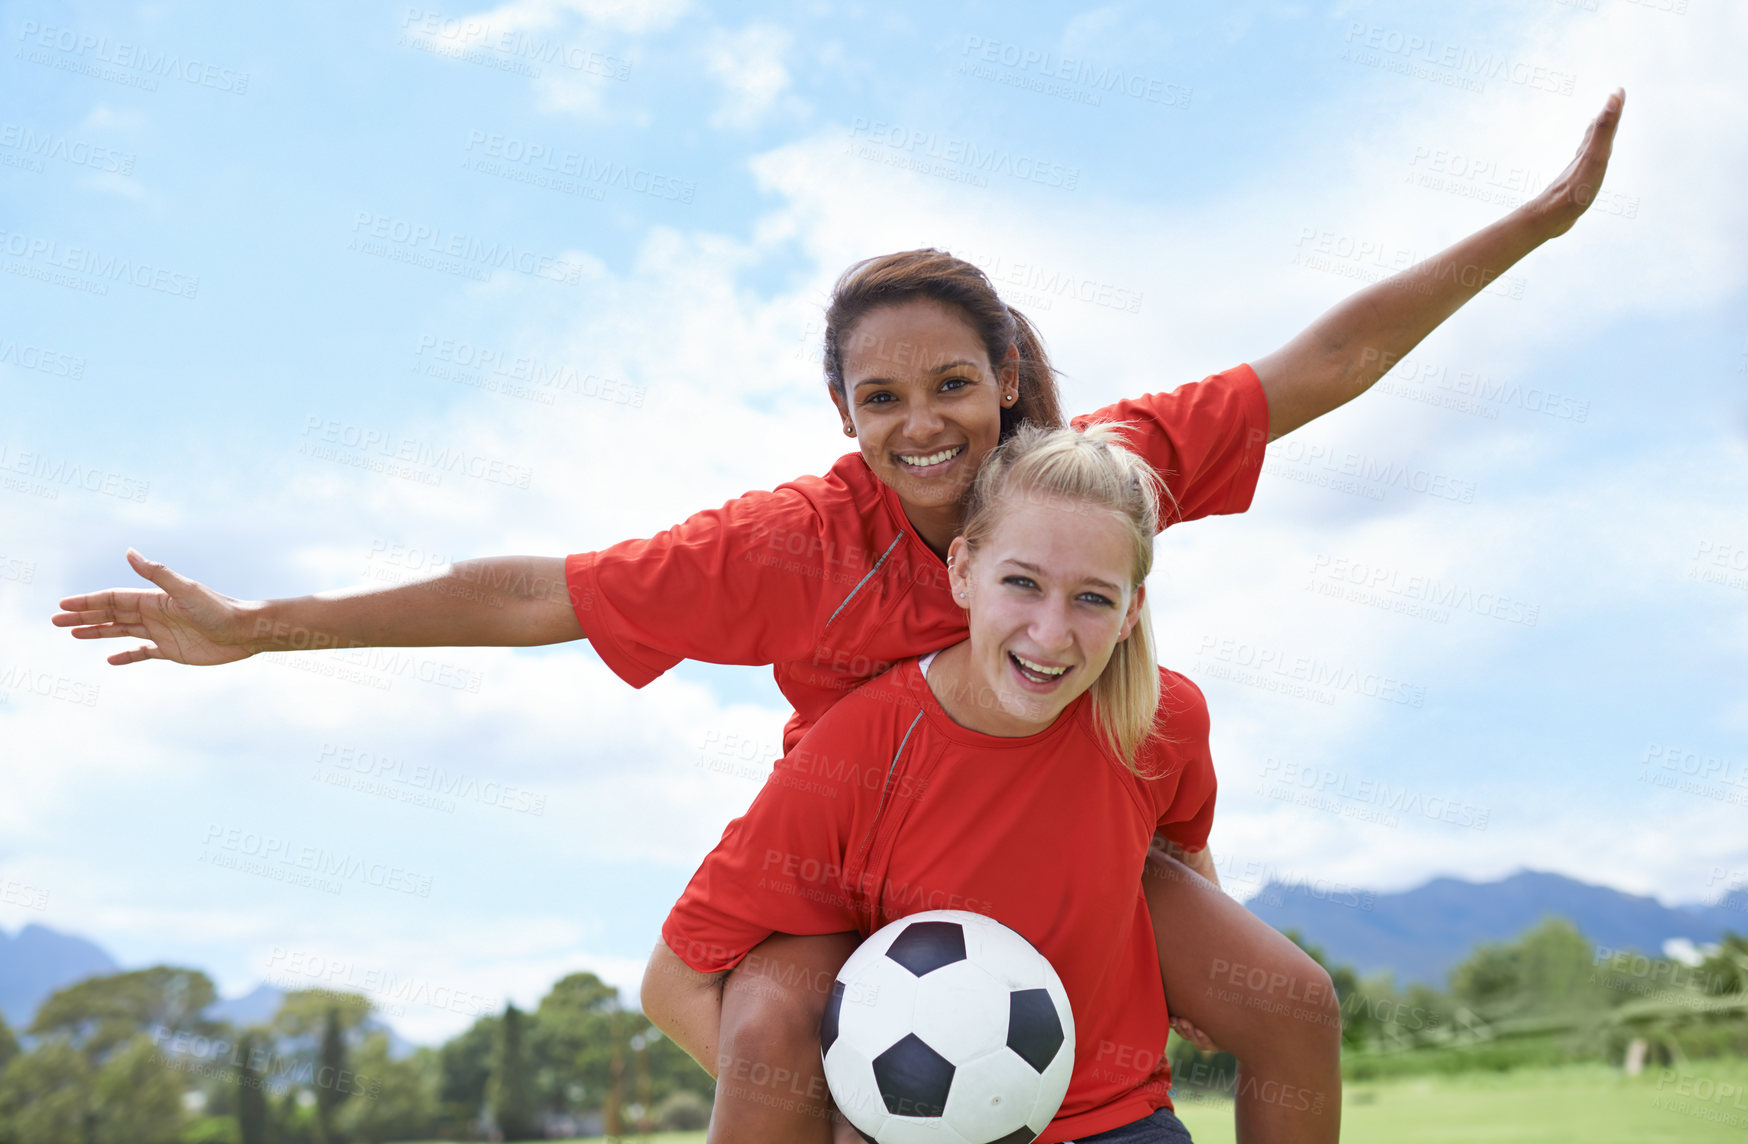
[1170,1015,1220,1053]
[1530,87,1625,238]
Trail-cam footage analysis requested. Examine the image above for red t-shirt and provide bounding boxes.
[568,365,1268,751]
[662,657,1217,1143]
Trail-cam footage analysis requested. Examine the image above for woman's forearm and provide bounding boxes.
[1254,204,1555,439]
[1253,89,1622,439]
[243,555,582,653]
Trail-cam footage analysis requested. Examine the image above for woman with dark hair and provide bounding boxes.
[56,91,1625,1144]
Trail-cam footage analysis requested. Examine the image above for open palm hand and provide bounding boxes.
[52,549,256,666]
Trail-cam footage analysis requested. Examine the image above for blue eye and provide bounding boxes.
[1003,575,1037,590]
[1079,593,1116,608]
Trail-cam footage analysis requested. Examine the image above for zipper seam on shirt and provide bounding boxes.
[824,531,905,630]
[850,709,924,876]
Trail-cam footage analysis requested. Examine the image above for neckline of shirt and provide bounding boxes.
[906,655,1090,749]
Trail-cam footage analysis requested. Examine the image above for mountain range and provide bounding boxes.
[1245,868,1747,986]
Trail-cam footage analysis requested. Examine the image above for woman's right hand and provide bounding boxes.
[52,549,258,666]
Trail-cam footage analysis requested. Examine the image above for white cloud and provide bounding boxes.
[704,23,798,130]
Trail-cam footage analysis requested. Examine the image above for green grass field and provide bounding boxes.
[1174,1059,1748,1144]
[456,1059,1748,1143]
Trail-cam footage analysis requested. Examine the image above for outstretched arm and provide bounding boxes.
[52,548,582,666]
[1252,88,1625,440]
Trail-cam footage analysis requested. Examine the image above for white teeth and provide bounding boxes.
[1013,654,1068,677]
[897,445,963,468]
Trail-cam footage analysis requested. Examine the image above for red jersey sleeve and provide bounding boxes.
[1144,672,1218,854]
[1072,364,1270,527]
[566,485,832,688]
[662,739,866,974]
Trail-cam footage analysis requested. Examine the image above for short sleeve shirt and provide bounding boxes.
[662,659,1218,1142]
[568,364,1267,750]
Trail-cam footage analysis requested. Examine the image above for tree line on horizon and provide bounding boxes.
[0,919,1744,1143]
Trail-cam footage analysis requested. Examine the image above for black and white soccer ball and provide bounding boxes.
[821,910,1075,1144]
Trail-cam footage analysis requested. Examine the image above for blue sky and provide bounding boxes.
[2,0,1745,1044]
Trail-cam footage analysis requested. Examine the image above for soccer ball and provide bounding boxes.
[821,910,1075,1144]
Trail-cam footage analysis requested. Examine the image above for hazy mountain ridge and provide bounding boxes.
[0,923,119,1030]
[1245,868,1748,986]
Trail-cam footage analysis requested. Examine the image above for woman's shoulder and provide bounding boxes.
[1155,665,1210,723]
[1124,666,1212,779]
[799,656,932,735]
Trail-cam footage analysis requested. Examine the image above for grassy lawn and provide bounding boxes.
[1176,1059,1748,1144]
[404,1059,1748,1143]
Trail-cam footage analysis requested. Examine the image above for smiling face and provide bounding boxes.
[831,299,1018,553]
[941,492,1145,736]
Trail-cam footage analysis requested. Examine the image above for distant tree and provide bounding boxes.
[338,1035,439,1144]
[1450,937,1523,1011]
[271,991,373,1041]
[0,1013,18,1075]
[530,972,619,1116]
[1451,918,1597,1018]
[29,966,218,1062]
[313,1007,352,1144]
[238,1031,270,1144]
[525,973,712,1119]
[437,1013,499,1131]
[0,1041,93,1144]
[488,1004,536,1141]
[1698,933,1748,995]
[90,1033,184,1144]
[656,1089,711,1131]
